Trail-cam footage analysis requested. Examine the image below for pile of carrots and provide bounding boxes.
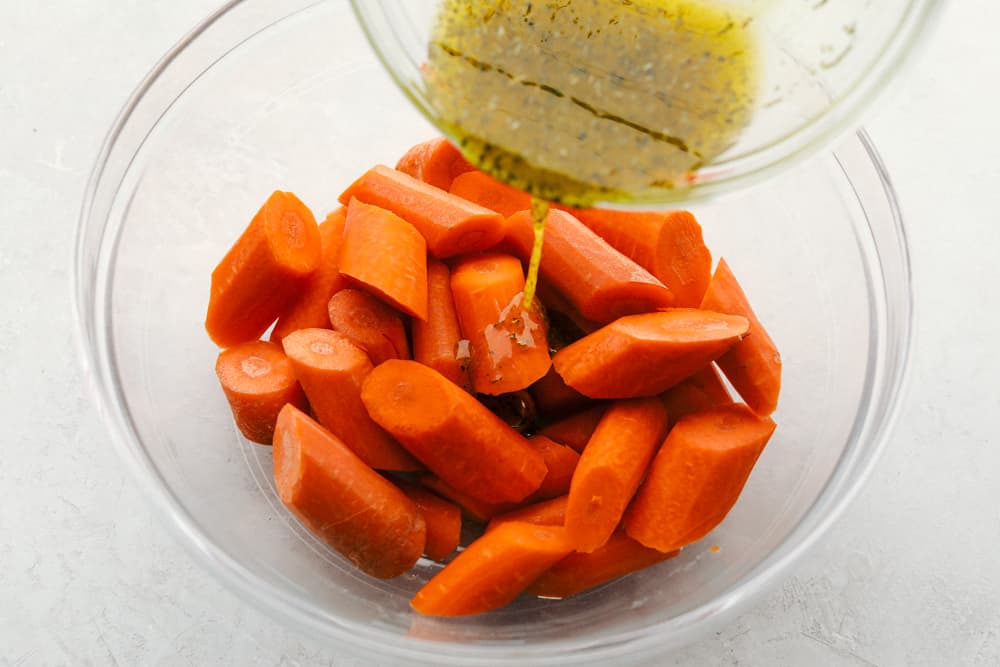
[206,138,782,617]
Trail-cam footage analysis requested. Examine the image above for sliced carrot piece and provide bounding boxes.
[411,522,573,616]
[529,367,592,419]
[270,207,348,344]
[660,364,733,425]
[361,360,547,504]
[419,474,516,523]
[338,198,427,320]
[506,208,674,323]
[552,309,750,399]
[527,435,580,501]
[272,404,425,578]
[449,170,533,218]
[527,531,680,599]
[564,398,668,552]
[327,288,410,366]
[281,328,420,471]
[572,208,712,307]
[215,340,307,444]
[450,253,552,395]
[538,404,609,453]
[395,137,474,190]
[206,191,321,347]
[624,404,777,553]
[486,495,568,533]
[394,480,462,562]
[339,165,505,258]
[411,259,471,391]
[699,258,782,415]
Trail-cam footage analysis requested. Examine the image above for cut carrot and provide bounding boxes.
[419,474,516,523]
[272,404,425,578]
[339,165,505,258]
[529,367,592,419]
[362,360,547,503]
[552,309,750,399]
[339,198,428,320]
[572,208,712,307]
[538,405,608,453]
[327,288,410,366]
[281,328,420,471]
[215,340,307,444]
[624,404,777,553]
[527,531,680,599]
[486,495,568,533]
[505,208,674,323]
[699,259,782,416]
[660,364,733,425]
[395,137,474,190]
[449,170,533,218]
[564,398,668,552]
[411,522,573,616]
[206,191,321,347]
[394,480,462,562]
[450,253,552,395]
[527,435,580,501]
[411,259,471,391]
[270,207,348,344]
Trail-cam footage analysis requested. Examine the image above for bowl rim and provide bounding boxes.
[349,0,946,207]
[73,1,915,662]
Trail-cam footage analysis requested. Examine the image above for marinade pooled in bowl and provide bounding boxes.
[423,0,760,206]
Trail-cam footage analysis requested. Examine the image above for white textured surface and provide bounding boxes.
[2,1,998,664]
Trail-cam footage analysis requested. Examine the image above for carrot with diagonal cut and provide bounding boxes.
[449,170,533,218]
[411,259,471,391]
[564,398,668,552]
[624,404,777,553]
[395,137,474,190]
[327,288,410,366]
[339,165,505,258]
[660,364,732,425]
[394,479,462,562]
[527,435,580,501]
[272,404,425,578]
[206,191,321,347]
[538,405,608,453]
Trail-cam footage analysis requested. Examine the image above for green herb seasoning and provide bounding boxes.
[424,0,759,207]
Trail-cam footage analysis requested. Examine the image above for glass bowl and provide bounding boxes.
[353,0,941,205]
[74,0,913,663]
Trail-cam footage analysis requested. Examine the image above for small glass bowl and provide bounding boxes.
[75,1,913,663]
[352,0,942,205]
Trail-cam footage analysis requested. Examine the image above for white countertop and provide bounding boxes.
[2,1,998,664]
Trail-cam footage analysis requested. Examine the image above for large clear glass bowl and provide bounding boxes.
[353,0,941,205]
[74,1,913,663]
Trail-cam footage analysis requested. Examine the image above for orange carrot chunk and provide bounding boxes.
[564,398,668,552]
[450,253,552,395]
[527,531,680,599]
[419,474,516,523]
[206,191,321,347]
[527,435,580,501]
[395,137,474,190]
[624,404,777,553]
[552,309,750,399]
[339,198,428,320]
[394,480,462,562]
[272,404,426,578]
[270,207,348,344]
[486,495,568,533]
[660,364,733,425]
[362,360,548,504]
[339,165,505,258]
[215,340,307,445]
[411,522,573,616]
[529,367,593,420]
[572,208,712,307]
[538,405,609,453]
[327,288,410,366]
[281,328,421,471]
[699,258,782,416]
[411,259,471,391]
[449,170,533,218]
[505,208,674,323]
